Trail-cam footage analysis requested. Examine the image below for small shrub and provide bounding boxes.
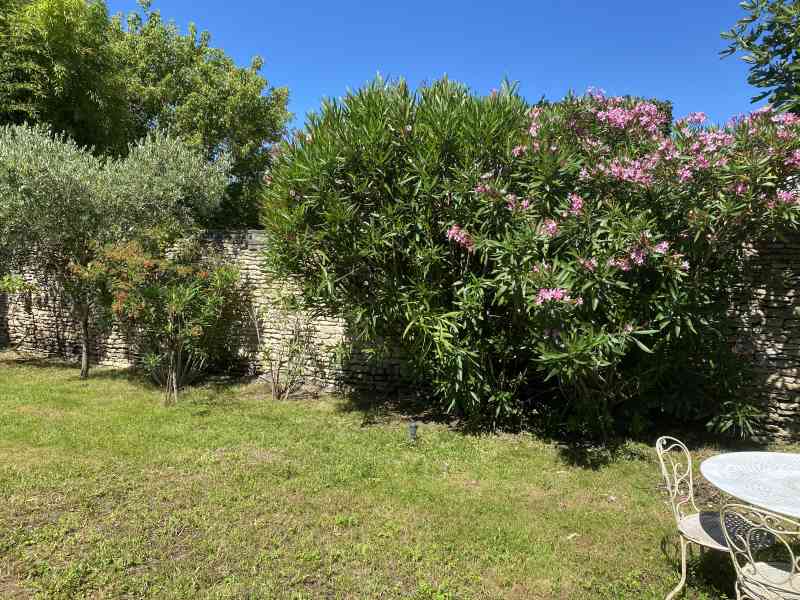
[93,240,249,404]
[249,290,317,400]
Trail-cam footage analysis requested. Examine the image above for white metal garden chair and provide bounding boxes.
[656,436,729,600]
[721,503,800,600]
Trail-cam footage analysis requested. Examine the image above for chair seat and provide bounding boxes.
[740,562,800,599]
[678,511,728,551]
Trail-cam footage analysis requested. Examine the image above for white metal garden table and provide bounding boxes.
[700,451,800,518]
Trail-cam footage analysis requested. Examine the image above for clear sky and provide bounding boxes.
[106,1,765,130]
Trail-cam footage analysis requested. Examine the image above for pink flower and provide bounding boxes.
[543,219,559,237]
[678,166,694,182]
[446,225,475,252]
[512,145,527,157]
[595,101,668,136]
[529,107,543,137]
[474,183,491,194]
[683,112,707,125]
[580,257,598,271]
[568,193,584,216]
[535,287,569,305]
[778,190,799,205]
[600,153,659,187]
[734,182,748,196]
[658,139,679,160]
[586,86,606,100]
[630,247,647,266]
[505,194,518,210]
[785,149,800,169]
[773,113,800,125]
[654,241,670,255]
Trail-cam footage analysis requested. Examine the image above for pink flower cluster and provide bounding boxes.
[512,145,527,157]
[772,113,800,126]
[543,219,559,237]
[599,153,659,187]
[568,193,584,216]
[630,246,647,266]
[677,112,708,126]
[580,257,598,271]
[786,150,800,169]
[535,287,582,306]
[594,101,668,136]
[586,86,606,100]
[446,225,475,252]
[654,241,670,254]
[678,130,734,181]
[506,194,531,211]
[529,107,543,137]
[777,190,800,205]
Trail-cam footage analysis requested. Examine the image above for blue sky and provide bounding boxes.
[106,1,764,129]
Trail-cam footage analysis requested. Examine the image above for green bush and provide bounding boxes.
[91,240,249,404]
[262,78,800,436]
[0,124,229,378]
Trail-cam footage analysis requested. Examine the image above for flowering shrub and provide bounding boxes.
[263,78,800,435]
[90,240,249,404]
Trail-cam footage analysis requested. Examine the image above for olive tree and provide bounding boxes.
[0,124,228,377]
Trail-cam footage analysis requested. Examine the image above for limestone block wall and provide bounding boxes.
[0,231,407,395]
[0,293,8,347]
[729,232,800,441]
[2,229,799,440]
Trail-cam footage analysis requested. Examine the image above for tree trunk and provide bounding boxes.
[164,349,178,406]
[79,305,90,379]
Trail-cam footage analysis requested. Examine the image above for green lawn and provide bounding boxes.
[0,352,748,599]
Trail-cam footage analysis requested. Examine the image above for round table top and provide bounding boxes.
[700,452,800,519]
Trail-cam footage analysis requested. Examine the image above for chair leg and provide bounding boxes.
[666,537,688,600]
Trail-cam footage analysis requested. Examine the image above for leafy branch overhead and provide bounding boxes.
[722,0,800,111]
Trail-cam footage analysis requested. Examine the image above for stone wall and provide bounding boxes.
[730,232,800,441]
[0,231,407,395]
[2,229,799,440]
[0,292,8,347]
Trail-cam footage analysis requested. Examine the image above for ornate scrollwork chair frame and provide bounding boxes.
[721,503,800,600]
[656,436,729,600]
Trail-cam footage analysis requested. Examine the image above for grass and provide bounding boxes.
[0,352,764,599]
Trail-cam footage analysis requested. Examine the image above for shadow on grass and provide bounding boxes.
[333,385,459,429]
[0,352,260,410]
[660,533,736,598]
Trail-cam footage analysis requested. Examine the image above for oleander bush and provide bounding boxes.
[262,78,800,436]
[89,239,249,404]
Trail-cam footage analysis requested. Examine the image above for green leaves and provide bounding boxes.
[721,0,800,111]
[0,0,289,226]
[262,77,800,437]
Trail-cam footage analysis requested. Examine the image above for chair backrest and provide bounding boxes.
[655,436,698,523]
[721,503,800,598]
